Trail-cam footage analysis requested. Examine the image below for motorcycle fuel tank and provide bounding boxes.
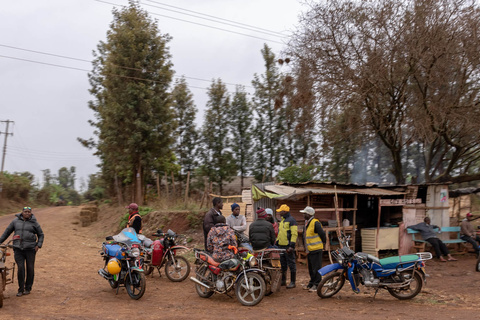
[151,240,164,266]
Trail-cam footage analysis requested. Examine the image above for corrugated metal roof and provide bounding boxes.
[264,185,404,200]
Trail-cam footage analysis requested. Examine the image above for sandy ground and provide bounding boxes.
[0,206,479,320]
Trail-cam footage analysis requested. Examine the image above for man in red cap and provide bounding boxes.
[125,203,142,234]
[460,212,480,256]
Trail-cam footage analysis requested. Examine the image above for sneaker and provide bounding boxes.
[16,292,23,297]
[23,290,30,295]
[302,284,312,290]
[308,286,318,293]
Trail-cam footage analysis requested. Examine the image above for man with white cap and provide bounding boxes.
[300,206,326,292]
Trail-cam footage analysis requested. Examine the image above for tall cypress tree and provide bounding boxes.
[199,79,236,194]
[229,86,253,189]
[172,77,198,176]
[251,44,283,182]
[81,1,175,203]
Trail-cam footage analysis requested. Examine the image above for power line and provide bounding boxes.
[141,0,286,38]
[95,0,285,44]
[0,44,253,89]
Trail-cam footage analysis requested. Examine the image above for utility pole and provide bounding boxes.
[0,120,14,173]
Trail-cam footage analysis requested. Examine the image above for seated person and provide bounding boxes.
[460,213,480,257]
[226,203,247,235]
[249,208,276,251]
[207,215,237,262]
[408,217,457,262]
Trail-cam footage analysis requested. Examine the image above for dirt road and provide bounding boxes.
[0,206,479,319]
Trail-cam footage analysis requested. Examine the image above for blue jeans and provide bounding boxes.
[460,235,480,254]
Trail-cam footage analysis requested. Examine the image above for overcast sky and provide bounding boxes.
[0,0,304,191]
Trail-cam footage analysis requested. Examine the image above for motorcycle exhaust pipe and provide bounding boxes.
[98,269,111,280]
[189,276,212,290]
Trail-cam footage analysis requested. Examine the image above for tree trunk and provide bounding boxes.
[136,161,143,205]
[184,171,190,207]
[164,172,169,198]
[156,173,161,199]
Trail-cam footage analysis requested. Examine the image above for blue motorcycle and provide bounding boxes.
[317,235,432,300]
[98,228,146,300]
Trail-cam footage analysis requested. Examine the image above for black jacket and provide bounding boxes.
[0,213,44,250]
[249,219,276,251]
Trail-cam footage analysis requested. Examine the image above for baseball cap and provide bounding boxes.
[300,206,315,216]
[125,203,139,210]
[276,204,290,212]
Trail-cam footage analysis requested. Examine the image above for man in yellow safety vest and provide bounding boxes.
[301,206,326,292]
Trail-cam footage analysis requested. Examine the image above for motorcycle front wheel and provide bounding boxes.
[317,271,345,298]
[125,271,146,300]
[195,265,214,298]
[387,270,423,300]
[165,256,190,282]
[235,272,266,306]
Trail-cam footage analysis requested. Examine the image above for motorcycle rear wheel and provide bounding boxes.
[387,270,423,300]
[195,265,214,298]
[125,271,146,300]
[165,256,190,282]
[476,256,480,272]
[317,271,345,298]
[143,263,155,276]
[235,272,266,306]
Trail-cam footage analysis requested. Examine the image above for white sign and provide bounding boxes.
[379,198,422,206]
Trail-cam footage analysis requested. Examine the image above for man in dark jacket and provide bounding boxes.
[300,206,326,292]
[249,208,276,251]
[0,206,44,297]
[203,197,223,250]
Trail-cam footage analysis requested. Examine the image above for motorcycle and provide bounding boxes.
[190,246,266,306]
[234,231,283,296]
[98,227,146,300]
[0,235,18,308]
[317,235,432,300]
[142,229,191,282]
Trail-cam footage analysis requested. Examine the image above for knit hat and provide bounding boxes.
[276,204,290,212]
[300,206,315,216]
[256,207,267,218]
[231,203,240,211]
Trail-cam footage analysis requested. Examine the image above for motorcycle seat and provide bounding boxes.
[380,254,418,269]
[197,250,220,267]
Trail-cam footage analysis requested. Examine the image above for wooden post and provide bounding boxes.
[200,177,208,209]
[334,186,342,241]
[184,171,191,207]
[164,172,169,198]
[353,194,357,250]
[376,196,382,257]
[156,173,161,199]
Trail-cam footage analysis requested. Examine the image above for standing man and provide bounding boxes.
[125,203,142,234]
[276,204,298,289]
[460,212,480,256]
[226,203,247,235]
[203,197,223,250]
[249,208,276,251]
[0,206,44,297]
[300,206,326,292]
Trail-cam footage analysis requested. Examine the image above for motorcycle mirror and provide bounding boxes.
[105,236,114,241]
[12,235,20,240]
[157,229,163,234]
[167,229,175,236]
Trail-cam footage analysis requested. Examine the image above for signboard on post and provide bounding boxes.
[379,199,422,206]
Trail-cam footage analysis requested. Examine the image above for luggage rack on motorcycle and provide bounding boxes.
[255,248,285,269]
[415,252,433,261]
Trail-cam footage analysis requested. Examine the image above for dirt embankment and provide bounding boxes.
[0,206,479,319]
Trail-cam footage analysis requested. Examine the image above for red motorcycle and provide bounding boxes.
[142,229,191,282]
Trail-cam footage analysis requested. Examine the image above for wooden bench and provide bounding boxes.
[407,226,467,253]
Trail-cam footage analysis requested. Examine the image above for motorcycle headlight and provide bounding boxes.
[130,247,140,258]
[248,256,257,268]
